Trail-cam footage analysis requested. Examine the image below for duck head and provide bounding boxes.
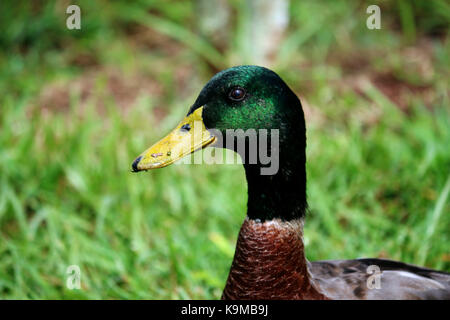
[132,65,307,221]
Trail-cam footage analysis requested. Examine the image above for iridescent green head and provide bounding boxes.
[188,65,304,135]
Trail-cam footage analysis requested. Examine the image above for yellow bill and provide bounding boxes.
[132,106,216,171]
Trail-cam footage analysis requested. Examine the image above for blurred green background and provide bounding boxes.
[0,0,449,299]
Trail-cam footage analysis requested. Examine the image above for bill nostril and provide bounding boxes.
[180,123,191,132]
[132,156,142,172]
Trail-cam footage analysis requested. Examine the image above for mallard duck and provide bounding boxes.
[131,65,450,300]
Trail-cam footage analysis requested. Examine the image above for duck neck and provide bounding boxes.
[222,217,327,300]
[243,129,307,221]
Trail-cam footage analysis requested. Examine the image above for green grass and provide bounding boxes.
[0,0,449,299]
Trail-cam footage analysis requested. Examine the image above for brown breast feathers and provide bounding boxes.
[222,218,328,300]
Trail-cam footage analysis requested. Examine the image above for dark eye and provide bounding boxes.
[228,87,246,101]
